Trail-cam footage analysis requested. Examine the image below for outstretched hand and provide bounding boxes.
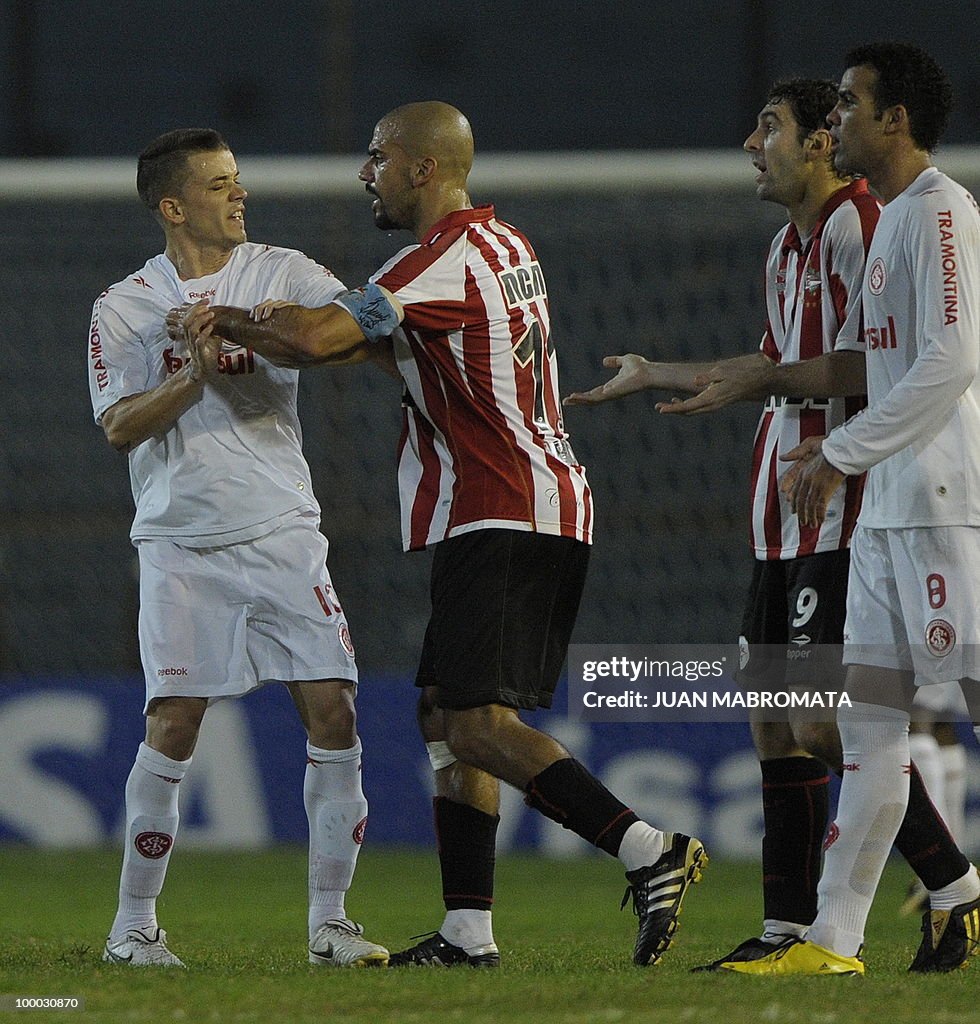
[780,435,845,528]
[564,354,651,405]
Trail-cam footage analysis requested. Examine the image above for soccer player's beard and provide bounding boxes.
[373,202,400,231]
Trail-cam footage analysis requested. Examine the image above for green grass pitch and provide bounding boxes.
[0,847,977,1023]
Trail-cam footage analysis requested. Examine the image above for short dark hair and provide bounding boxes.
[766,79,840,143]
[136,128,229,214]
[844,42,953,152]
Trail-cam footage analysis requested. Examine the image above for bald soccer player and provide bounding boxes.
[168,101,708,969]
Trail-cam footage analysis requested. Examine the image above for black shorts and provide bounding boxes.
[415,529,590,711]
[739,548,849,687]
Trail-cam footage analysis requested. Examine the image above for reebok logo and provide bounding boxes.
[157,667,188,677]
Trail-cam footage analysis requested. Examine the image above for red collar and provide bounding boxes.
[782,179,871,255]
[420,205,495,245]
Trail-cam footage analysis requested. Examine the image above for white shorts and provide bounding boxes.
[138,513,357,711]
[844,524,980,685]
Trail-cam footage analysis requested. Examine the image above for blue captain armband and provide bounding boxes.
[331,282,402,343]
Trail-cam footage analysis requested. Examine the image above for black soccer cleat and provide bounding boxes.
[908,896,980,973]
[622,832,708,966]
[387,931,500,968]
[691,934,796,972]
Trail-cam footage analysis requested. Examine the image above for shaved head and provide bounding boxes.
[376,101,474,184]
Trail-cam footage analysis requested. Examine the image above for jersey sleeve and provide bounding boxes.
[824,192,980,475]
[370,232,469,333]
[823,204,874,354]
[88,289,151,424]
[277,251,348,308]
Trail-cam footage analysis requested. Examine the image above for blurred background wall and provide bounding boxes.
[1,1,979,158]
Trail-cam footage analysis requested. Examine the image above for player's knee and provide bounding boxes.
[306,683,356,744]
[791,718,842,767]
[750,718,798,759]
[145,697,207,760]
[443,707,494,766]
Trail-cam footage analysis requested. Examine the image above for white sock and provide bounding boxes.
[930,865,980,911]
[109,742,190,943]
[305,740,368,941]
[909,732,948,821]
[617,821,666,872]
[440,909,496,953]
[808,703,910,958]
[939,743,967,844]
[761,919,808,943]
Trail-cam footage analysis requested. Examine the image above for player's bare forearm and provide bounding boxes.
[100,366,204,451]
[209,304,368,368]
[768,350,866,399]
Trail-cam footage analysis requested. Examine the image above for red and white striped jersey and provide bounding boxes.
[371,205,593,552]
[750,180,880,560]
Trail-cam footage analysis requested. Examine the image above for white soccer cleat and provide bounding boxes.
[309,919,389,967]
[102,926,186,967]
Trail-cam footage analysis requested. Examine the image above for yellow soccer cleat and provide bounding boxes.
[908,896,980,973]
[720,938,864,976]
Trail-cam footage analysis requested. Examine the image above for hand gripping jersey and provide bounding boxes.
[88,242,346,545]
[823,169,980,527]
[750,180,880,559]
[371,205,593,552]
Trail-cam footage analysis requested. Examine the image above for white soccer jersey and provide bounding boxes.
[823,168,980,527]
[370,205,593,552]
[750,181,880,559]
[88,242,346,545]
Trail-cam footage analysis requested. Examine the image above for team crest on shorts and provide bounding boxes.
[925,619,955,657]
[868,257,886,295]
[339,622,355,658]
[135,831,173,859]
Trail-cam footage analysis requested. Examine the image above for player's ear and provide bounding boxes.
[805,128,834,160]
[412,157,437,187]
[159,196,184,226]
[880,103,909,137]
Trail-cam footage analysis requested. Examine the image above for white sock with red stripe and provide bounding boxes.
[305,740,368,941]
[109,742,190,943]
[807,702,910,958]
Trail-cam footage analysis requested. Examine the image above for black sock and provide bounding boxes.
[894,761,971,890]
[524,757,639,856]
[760,756,829,926]
[433,797,498,911]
